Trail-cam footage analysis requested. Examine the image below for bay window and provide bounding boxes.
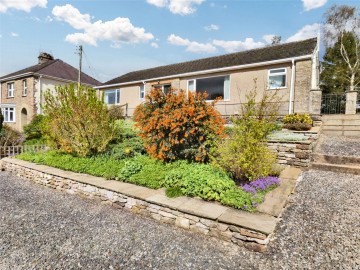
[2,107,15,122]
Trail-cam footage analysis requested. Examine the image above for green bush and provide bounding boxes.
[214,84,280,182]
[108,105,125,120]
[42,83,115,157]
[220,188,253,210]
[23,115,47,145]
[283,113,313,131]
[0,112,4,132]
[108,120,145,159]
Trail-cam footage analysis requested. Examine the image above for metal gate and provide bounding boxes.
[321,93,346,114]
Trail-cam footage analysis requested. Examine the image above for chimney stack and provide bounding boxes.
[38,52,54,64]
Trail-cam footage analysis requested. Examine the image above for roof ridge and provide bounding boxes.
[107,37,317,83]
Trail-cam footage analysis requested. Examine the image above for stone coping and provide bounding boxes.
[1,157,301,249]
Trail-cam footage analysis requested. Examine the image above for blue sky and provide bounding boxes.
[0,0,359,83]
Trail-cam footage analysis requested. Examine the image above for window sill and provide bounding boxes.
[267,87,287,90]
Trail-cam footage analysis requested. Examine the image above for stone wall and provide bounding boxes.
[268,140,314,167]
[1,159,272,252]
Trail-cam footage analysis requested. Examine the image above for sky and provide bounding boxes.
[0,0,359,83]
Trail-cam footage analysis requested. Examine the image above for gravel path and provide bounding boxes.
[0,170,359,269]
[316,134,360,157]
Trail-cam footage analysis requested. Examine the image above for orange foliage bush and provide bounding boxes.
[133,88,225,162]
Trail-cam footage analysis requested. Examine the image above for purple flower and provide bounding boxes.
[241,176,280,193]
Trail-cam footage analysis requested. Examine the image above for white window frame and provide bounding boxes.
[153,84,171,95]
[268,68,287,89]
[7,82,14,97]
[22,79,27,96]
[1,106,16,123]
[186,75,230,101]
[103,89,120,105]
[139,85,145,100]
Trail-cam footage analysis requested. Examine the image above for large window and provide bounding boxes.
[139,85,145,99]
[22,80,27,96]
[154,84,171,95]
[187,75,230,100]
[268,68,286,89]
[104,89,120,105]
[7,82,14,97]
[2,107,15,122]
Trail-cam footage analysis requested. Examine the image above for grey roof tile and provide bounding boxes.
[104,38,317,86]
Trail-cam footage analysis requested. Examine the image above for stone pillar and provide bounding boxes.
[345,91,358,115]
[309,89,322,115]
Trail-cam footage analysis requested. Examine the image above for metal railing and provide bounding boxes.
[0,145,48,158]
[321,93,346,114]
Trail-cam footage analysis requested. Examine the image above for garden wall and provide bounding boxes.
[1,158,280,253]
[268,130,318,168]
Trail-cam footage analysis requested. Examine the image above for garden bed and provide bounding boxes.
[0,157,301,252]
[16,151,280,211]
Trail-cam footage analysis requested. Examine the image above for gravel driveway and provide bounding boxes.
[0,170,359,269]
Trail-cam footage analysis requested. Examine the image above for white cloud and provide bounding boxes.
[52,4,91,30]
[151,42,159,48]
[147,0,205,15]
[213,38,265,53]
[204,24,219,31]
[286,23,320,42]
[0,34,2,38]
[45,16,53,22]
[262,34,276,44]
[11,32,19,37]
[302,0,327,11]
[168,34,217,53]
[0,0,47,13]
[52,4,154,47]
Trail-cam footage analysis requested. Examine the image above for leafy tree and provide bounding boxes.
[42,83,115,156]
[133,88,225,163]
[323,5,360,92]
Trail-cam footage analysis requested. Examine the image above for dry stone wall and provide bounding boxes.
[1,159,272,253]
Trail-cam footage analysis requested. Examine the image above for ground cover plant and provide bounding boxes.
[17,149,280,211]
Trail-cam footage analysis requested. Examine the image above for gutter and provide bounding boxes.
[95,54,313,90]
[0,72,34,82]
[289,59,296,114]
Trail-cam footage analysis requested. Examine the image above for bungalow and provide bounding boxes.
[0,52,101,131]
[97,37,321,118]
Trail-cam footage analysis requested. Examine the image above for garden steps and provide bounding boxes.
[321,115,360,137]
[311,153,360,175]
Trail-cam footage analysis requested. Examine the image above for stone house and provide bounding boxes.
[0,53,101,131]
[97,38,321,118]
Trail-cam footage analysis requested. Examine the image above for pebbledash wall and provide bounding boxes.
[1,158,274,253]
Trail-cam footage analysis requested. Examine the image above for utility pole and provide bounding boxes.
[77,45,83,85]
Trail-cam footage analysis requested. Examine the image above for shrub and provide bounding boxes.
[42,83,115,157]
[214,82,280,182]
[108,105,125,120]
[0,125,24,146]
[133,88,225,163]
[23,115,47,145]
[0,112,3,132]
[283,113,313,131]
